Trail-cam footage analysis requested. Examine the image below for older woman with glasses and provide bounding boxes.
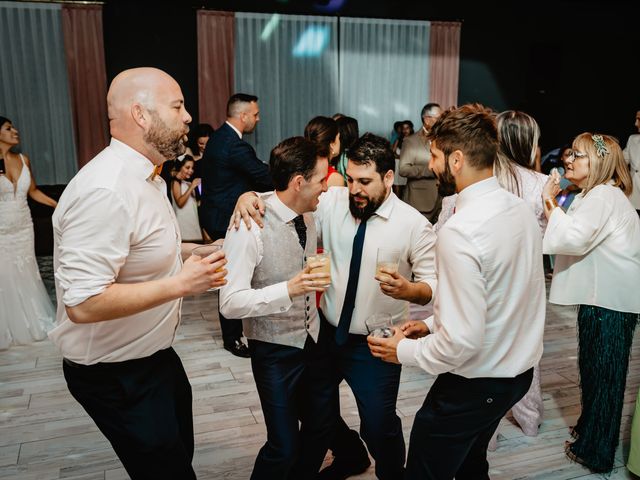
[542,133,640,473]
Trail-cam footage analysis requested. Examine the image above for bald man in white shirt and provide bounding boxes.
[49,68,227,479]
[368,104,545,479]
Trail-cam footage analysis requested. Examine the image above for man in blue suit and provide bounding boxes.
[200,94,273,357]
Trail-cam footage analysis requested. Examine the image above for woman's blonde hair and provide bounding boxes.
[572,133,632,196]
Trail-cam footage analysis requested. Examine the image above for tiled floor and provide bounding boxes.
[1,258,639,479]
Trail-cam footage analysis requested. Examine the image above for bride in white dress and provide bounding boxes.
[0,116,57,349]
[171,156,203,242]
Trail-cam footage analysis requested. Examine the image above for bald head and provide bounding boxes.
[106,67,192,164]
[107,67,177,122]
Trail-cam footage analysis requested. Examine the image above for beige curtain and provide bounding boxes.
[429,21,461,109]
[61,4,109,169]
[197,10,234,128]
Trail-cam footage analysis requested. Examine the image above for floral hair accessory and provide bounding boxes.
[592,134,609,158]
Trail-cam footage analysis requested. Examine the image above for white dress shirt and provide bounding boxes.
[49,138,183,365]
[315,187,437,333]
[398,177,545,378]
[219,193,294,318]
[623,133,640,209]
[543,183,640,313]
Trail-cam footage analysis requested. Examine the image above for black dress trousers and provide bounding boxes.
[63,347,196,480]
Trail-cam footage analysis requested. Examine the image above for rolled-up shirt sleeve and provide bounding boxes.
[410,218,438,299]
[55,188,133,307]
[219,221,292,318]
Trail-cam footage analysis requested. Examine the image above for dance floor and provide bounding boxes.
[1,257,639,479]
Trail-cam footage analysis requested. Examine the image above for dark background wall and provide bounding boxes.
[102,0,640,154]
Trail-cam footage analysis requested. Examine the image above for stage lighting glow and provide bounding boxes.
[359,105,380,118]
[293,25,330,57]
[393,103,410,117]
[260,14,281,41]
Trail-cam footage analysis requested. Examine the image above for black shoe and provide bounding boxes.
[223,340,250,358]
[318,456,371,480]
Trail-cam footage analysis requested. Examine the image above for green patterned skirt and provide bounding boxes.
[567,304,638,473]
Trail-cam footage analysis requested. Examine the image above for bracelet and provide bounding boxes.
[544,197,558,211]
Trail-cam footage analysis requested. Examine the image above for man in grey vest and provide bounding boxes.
[220,136,334,479]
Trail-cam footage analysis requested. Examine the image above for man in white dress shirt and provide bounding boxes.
[233,133,437,479]
[220,136,335,479]
[49,67,227,479]
[368,104,546,479]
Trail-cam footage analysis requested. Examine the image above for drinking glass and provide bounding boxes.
[306,249,331,287]
[376,247,401,283]
[192,244,224,291]
[365,313,394,338]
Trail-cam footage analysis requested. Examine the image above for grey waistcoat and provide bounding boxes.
[242,208,320,349]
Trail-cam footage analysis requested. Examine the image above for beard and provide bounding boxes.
[144,111,188,160]
[435,159,457,197]
[349,189,386,221]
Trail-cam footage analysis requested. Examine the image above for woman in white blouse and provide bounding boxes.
[494,110,548,232]
[542,132,640,473]
[488,111,548,449]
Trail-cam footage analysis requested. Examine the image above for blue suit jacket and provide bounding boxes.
[200,123,273,235]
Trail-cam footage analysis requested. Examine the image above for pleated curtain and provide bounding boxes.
[235,13,339,161]
[339,18,431,137]
[202,11,460,157]
[197,10,235,129]
[0,1,77,183]
[429,21,461,109]
[61,4,109,169]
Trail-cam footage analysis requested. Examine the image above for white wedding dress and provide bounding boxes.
[0,154,55,349]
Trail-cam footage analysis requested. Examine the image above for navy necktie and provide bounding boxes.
[293,215,307,250]
[335,219,368,345]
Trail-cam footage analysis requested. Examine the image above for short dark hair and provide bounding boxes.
[348,133,395,177]
[304,116,338,159]
[428,103,498,170]
[421,102,441,118]
[0,116,11,127]
[227,93,258,118]
[269,137,319,191]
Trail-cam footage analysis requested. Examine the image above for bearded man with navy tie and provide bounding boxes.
[233,133,437,479]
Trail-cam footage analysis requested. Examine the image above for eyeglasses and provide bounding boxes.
[566,150,588,162]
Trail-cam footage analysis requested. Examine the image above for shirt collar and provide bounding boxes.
[109,138,157,181]
[455,176,501,212]
[226,121,243,139]
[266,191,299,223]
[372,190,397,220]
